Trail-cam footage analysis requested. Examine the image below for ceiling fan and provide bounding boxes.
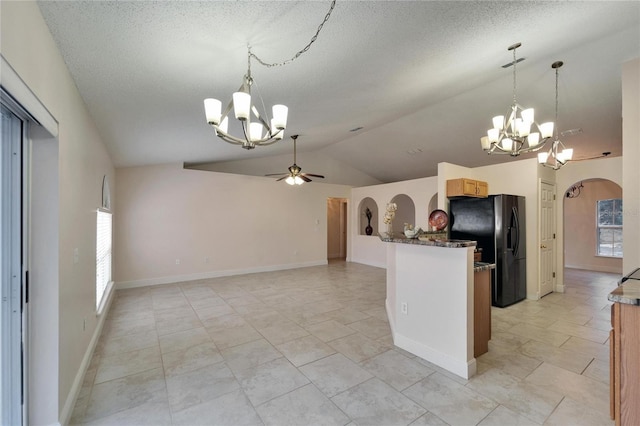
[265,135,325,185]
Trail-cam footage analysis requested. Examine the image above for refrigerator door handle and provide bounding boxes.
[512,207,520,257]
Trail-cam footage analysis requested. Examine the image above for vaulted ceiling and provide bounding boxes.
[38,1,640,185]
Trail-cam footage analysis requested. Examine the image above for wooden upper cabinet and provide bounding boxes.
[447,178,489,198]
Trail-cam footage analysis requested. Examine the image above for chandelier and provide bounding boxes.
[538,61,573,169]
[203,0,336,150]
[481,42,555,156]
[204,49,288,150]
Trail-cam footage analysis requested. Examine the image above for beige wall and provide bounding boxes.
[564,179,623,273]
[1,1,116,423]
[114,164,351,286]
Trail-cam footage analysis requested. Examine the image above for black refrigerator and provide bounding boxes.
[449,194,526,307]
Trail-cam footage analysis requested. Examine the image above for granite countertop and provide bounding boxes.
[379,233,476,248]
[608,268,640,306]
[608,282,640,305]
[473,262,495,272]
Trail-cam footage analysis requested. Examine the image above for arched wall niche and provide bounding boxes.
[563,178,623,273]
[390,193,415,234]
[358,197,378,236]
[427,193,438,217]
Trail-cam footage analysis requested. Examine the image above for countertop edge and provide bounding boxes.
[379,233,476,248]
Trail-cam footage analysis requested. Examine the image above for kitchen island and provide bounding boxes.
[608,268,640,425]
[380,233,484,379]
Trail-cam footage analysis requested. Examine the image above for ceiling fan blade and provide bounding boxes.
[276,176,289,181]
[300,175,312,183]
[265,173,287,177]
[302,173,325,179]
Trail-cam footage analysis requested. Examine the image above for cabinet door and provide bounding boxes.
[462,179,477,196]
[476,181,489,197]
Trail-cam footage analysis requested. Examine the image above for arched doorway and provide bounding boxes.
[563,178,622,274]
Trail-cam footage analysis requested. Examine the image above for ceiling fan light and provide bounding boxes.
[249,122,264,141]
[294,176,304,185]
[540,122,554,138]
[527,132,540,147]
[204,98,221,125]
[232,92,251,120]
[538,152,548,164]
[502,138,513,151]
[285,176,295,185]
[521,108,534,123]
[480,136,491,151]
[272,105,288,130]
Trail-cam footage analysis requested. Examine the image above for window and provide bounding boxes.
[96,210,112,310]
[597,198,622,257]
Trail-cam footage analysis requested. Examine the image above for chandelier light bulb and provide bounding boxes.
[538,152,548,163]
[539,122,554,139]
[481,136,491,151]
[502,138,513,151]
[492,116,504,131]
[232,92,251,120]
[249,122,264,141]
[528,132,540,147]
[487,128,499,143]
[204,98,222,125]
[271,105,288,130]
[521,108,534,123]
[562,148,573,161]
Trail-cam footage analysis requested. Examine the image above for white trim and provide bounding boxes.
[393,332,477,380]
[96,281,114,316]
[0,55,58,138]
[116,260,328,290]
[59,283,115,426]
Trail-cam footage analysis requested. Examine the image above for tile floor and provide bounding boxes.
[70,263,619,426]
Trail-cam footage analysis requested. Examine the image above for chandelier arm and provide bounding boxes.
[249,0,337,68]
[250,105,273,134]
[212,129,247,145]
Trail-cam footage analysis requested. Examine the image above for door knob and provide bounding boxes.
[540,244,547,249]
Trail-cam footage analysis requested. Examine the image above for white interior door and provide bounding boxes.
[539,181,556,297]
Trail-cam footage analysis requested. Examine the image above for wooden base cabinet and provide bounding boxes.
[610,302,640,425]
[474,269,491,357]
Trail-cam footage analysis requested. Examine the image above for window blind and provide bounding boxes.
[96,210,112,309]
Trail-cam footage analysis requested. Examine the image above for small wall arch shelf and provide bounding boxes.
[390,194,415,235]
[358,197,378,236]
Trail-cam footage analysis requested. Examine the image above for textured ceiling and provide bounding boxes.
[37,1,640,184]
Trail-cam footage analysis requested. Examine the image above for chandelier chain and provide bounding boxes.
[249,0,337,68]
[512,46,517,105]
[554,66,559,138]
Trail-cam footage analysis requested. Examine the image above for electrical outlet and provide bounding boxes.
[205,257,210,264]
[401,302,408,315]
[73,248,79,264]
[175,259,181,265]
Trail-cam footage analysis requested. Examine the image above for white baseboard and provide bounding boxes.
[385,298,395,336]
[392,332,477,380]
[59,283,115,425]
[116,260,328,290]
[564,264,622,274]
